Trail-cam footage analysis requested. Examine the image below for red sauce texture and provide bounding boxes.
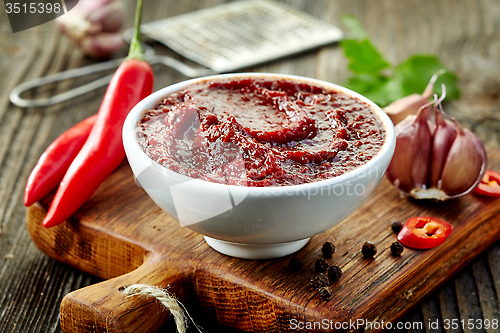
[136,78,385,186]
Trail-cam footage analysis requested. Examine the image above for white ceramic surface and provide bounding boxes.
[123,73,396,259]
[203,237,311,260]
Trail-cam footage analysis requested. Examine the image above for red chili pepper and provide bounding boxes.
[24,114,97,207]
[43,0,153,228]
[398,216,453,249]
[474,169,500,197]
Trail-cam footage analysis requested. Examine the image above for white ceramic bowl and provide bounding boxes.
[123,73,396,259]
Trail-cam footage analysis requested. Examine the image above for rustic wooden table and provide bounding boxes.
[1,0,499,332]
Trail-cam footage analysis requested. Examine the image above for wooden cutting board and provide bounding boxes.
[26,150,500,333]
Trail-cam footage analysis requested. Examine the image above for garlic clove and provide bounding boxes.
[386,104,433,193]
[429,99,456,188]
[56,0,126,58]
[440,123,487,196]
[386,117,418,193]
[410,105,433,189]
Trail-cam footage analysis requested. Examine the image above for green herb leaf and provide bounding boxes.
[397,54,460,99]
[344,73,388,96]
[365,77,405,107]
[341,39,391,75]
[339,15,460,106]
[345,74,405,107]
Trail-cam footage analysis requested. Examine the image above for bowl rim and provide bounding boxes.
[123,72,396,193]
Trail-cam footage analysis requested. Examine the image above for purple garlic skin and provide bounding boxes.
[440,125,487,195]
[386,116,419,193]
[429,107,456,187]
[386,105,432,193]
[56,0,126,58]
[386,89,487,201]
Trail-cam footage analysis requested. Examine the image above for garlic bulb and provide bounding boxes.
[386,86,487,200]
[56,0,126,58]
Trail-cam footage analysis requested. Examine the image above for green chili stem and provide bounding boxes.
[126,0,146,62]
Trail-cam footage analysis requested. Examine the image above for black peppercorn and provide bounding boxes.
[321,241,336,258]
[318,286,333,300]
[327,265,342,281]
[391,220,403,234]
[311,273,329,289]
[362,241,377,258]
[288,257,303,271]
[390,241,404,256]
[315,258,329,273]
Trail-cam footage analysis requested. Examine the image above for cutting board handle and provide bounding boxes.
[59,254,188,333]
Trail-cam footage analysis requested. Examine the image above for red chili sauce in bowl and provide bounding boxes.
[136,78,385,187]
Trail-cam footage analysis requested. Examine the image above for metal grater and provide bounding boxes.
[140,0,343,73]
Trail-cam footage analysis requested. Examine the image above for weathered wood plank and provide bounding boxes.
[454,266,484,333]
[472,255,500,333]
[486,242,500,309]
[421,295,444,333]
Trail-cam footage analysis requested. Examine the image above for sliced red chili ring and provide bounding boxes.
[474,169,500,197]
[398,216,452,249]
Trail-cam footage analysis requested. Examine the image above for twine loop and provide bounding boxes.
[120,284,202,333]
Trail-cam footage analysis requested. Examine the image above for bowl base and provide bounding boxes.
[203,236,310,260]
